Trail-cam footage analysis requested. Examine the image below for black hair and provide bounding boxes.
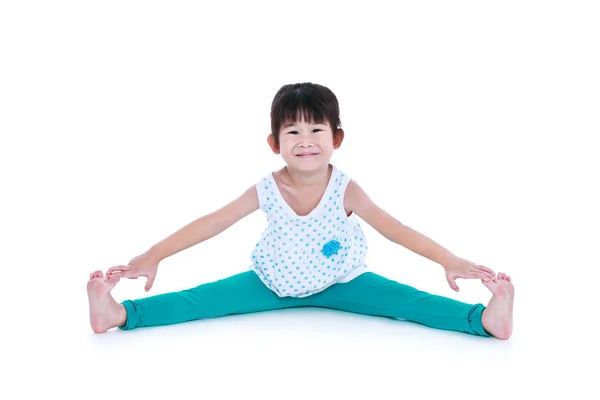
[269,82,342,149]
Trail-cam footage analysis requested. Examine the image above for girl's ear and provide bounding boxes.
[267,133,280,154]
[333,129,345,149]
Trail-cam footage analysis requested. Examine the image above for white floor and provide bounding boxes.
[8,242,597,400]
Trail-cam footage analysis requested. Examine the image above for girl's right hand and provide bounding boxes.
[105,249,161,291]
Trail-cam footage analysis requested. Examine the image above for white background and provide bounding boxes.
[1,1,598,399]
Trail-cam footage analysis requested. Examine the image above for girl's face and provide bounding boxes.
[272,118,342,171]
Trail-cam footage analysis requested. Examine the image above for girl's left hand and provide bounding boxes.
[442,256,496,292]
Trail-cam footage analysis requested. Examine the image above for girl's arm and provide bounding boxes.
[344,179,454,266]
[344,180,495,287]
[150,185,259,261]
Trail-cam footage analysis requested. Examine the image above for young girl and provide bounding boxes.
[87,82,515,339]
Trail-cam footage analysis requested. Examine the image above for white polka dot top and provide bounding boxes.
[250,164,369,298]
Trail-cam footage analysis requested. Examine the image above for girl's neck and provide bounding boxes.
[282,163,332,189]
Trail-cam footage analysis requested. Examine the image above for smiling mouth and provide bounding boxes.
[297,153,318,158]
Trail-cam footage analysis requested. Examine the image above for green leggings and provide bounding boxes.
[120,270,491,337]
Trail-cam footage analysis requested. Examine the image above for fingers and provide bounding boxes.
[107,271,136,279]
[473,267,496,282]
[477,271,492,281]
[106,265,130,275]
[446,275,460,292]
[469,269,493,281]
[106,274,120,286]
[105,265,131,281]
[144,274,156,292]
[475,264,494,274]
[475,265,496,279]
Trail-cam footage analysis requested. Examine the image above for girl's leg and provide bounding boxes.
[120,270,313,330]
[308,271,491,337]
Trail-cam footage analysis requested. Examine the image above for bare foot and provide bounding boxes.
[481,272,514,340]
[87,270,127,333]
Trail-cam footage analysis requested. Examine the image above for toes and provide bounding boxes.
[497,272,511,282]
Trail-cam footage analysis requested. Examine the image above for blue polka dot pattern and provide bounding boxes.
[249,164,368,298]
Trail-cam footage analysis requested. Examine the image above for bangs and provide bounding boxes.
[277,92,328,128]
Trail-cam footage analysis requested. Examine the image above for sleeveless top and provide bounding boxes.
[249,164,368,298]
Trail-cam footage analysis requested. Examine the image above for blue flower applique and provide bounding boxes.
[321,239,341,258]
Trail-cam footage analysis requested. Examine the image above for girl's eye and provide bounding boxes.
[287,129,321,134]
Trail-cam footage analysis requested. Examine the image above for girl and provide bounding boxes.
[87,82,514,339]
